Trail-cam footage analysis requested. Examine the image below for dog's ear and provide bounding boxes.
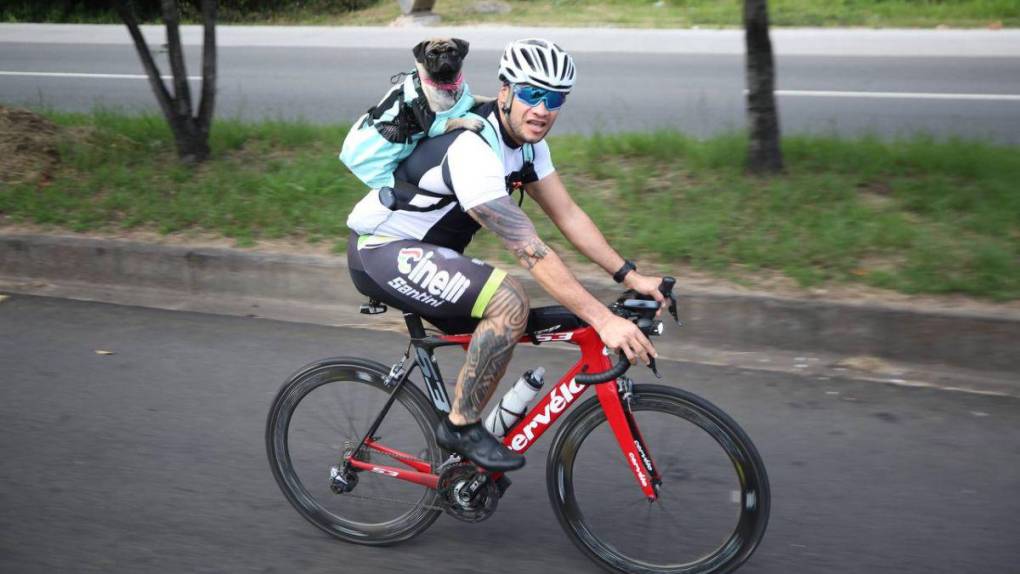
[453,38,470,58]
[412,40,430,62]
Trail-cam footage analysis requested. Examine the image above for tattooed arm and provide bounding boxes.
[468,196,657,364]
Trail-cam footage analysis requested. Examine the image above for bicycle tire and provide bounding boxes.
[266,357,444,545]
[547,384,770,574]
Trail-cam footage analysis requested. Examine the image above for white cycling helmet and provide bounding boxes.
[498,38,576,92]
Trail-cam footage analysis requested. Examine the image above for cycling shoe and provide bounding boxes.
[435,418,525,472]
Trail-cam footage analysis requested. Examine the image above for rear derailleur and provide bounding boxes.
[329,440,371,494]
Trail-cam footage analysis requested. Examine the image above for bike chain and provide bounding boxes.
[331,454,465,513]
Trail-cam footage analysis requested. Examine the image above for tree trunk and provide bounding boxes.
[744,0,784,174]
[117,0,217,165]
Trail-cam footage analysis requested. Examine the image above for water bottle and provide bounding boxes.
[483,367,546,438]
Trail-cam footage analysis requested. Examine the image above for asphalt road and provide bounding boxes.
[2,26,1020,142]
[1,294,1018,573]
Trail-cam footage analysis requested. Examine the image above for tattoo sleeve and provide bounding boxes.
[452,278,530,421]
[468,196,550,270]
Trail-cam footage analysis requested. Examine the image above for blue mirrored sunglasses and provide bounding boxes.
[512,84,568,111]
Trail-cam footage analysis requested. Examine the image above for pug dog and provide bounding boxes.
[340,37,497,190]
[412,37,493,133]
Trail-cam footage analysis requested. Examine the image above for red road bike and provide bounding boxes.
[266,278,770,574]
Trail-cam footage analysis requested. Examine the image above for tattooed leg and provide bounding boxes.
[448,275,530,425]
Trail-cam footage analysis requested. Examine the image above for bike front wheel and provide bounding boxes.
[547,384,770,574]
[266,357,444,545]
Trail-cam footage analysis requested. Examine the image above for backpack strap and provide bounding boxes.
[470,113,503,164]
[523,143,535,164]
[378,179,457,212]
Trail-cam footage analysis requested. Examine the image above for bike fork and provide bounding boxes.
[596,378,660,501]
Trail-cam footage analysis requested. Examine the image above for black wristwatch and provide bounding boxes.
[613,260,637,284]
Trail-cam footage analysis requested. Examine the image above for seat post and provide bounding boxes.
[403,313,427,339]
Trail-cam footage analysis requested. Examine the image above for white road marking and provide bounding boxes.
[5,72,1018,102]
[0,70,202,81]
[773,89,1020,102]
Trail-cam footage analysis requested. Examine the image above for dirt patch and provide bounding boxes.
[0,105,60,185]
[857,180,896,210]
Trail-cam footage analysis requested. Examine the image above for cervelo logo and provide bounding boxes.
[634,440,654,473]
[388,248,471,308]
[628,452,649,488]
[508,378,585,451]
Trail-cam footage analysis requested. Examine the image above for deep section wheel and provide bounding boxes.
[547,384,770,574]
[266,358,443,545]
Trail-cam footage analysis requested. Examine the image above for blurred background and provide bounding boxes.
[1,1,1018,572]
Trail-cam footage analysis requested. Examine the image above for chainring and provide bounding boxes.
[437,463,499,523]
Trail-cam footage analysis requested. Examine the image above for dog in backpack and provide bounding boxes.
[339,37,493,191]
[413,37,493,133]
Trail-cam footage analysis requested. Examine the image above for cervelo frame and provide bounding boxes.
[343,311,661,500]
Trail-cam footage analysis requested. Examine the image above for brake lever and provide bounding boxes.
[667,295,680,325]
[658,276,681,325]
[648,356,662,379]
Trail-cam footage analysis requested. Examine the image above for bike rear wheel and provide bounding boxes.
[266,357,443,545]
[547,384,770,574]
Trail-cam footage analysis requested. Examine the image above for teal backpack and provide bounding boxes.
[340,72,534,207]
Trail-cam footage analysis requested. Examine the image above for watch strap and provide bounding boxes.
[613,260,637,284]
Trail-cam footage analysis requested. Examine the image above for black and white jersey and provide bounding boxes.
[346,103,555,253]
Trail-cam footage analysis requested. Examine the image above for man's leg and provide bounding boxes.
[448,274,530,424]
[348,234,529,471]
[437,275,530,471]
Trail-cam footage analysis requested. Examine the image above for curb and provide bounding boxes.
[2,233,1018,375]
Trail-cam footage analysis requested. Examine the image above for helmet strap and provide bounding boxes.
[501,86,515,115]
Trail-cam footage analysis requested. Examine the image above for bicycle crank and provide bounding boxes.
[437,463,499,523]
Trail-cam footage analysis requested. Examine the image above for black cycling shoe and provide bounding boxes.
[435,418,525,472]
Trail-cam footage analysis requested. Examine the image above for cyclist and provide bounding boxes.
[345,38,666,472]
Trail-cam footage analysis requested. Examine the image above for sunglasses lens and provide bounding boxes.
[543,91,567,110]
[515,85,566,110]
[515,86,545,105]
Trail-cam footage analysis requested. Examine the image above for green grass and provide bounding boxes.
[3,0,1018,27]
[1,109,1018,300]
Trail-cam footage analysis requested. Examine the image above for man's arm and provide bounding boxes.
[467,195,656,364]
[526,172,665,303]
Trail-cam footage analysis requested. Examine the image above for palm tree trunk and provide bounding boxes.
[744,0,784,174]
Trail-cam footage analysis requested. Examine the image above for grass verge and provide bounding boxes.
[2,0,1018,28]
[1,108,1017,301]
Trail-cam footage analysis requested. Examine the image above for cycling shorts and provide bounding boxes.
[347,233,508,332]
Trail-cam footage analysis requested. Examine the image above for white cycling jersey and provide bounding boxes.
[346,103,554,253]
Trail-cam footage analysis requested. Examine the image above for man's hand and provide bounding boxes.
[594,314,657,366]
[623,272,667,316]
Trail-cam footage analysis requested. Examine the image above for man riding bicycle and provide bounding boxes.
[345,38,667,473]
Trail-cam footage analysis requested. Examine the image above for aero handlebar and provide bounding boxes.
[575,354,632,385]
[574,276,678,385]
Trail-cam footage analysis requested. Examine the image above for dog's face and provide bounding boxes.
[412,38,470,85]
